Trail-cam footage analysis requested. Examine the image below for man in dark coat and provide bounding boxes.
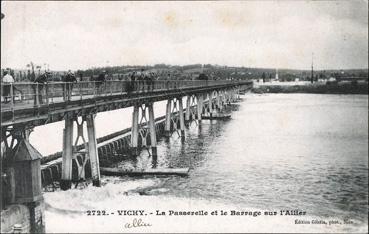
[198,73,208,81]
[64,71,77,100]
[34,72,50,104]
[128,71,136,94]
[96,71,106,95]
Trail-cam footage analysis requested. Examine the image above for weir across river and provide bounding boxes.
[1,79,252,233]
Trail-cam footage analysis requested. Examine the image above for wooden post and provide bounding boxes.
[227,90,231,104]
[148,103,157,157]
[197,94,203,120]
[131,105,139,155]
[209,92,213,118]
[219,91,223,111]
[185,95,191,122]
[35,83,39,107]
[204,93,208,115]
[202,93,207,115]
[164,99,172,136]
[61,117,73,190]
[216,91,220,111]
[223,90,226,108]
[178,97,185,138]
[86,114,101,187]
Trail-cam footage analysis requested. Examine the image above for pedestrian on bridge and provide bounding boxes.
[148,72,156,91]
[128,71,136,94]
[136,69,145,92]
[144,71,154,91]
[96,71,106,95]
[34,71,50,105]
[78,71,83,82]
[64,70,77,101]
[2,70,14,103]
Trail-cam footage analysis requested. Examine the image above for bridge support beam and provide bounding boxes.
[209,92,213,118]
[148,103,157,157]
[197,94,203,121]
[61,117,74,190]
[86,114,101,187]
[131,105,139,156]
[178,97,185,138]
[232,88,236,102]
[226,90,231,105]
[218,91,223,112]
[130,103,158,157]
[60,114,102,190]
[202,93,208,116]
[227,89,232,105]
[185,96,191,122]
[224,90,228,105]
[164,99,172,137]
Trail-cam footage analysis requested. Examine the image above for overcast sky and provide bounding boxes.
[1,1,368,71]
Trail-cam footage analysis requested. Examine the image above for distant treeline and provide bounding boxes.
[2,64,368,82]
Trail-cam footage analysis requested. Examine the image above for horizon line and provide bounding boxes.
[2,63,368,73]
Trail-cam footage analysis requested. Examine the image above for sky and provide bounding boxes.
[1,1,368,71]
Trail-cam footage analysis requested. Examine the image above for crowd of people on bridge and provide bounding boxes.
[127,69,157,92]
[1,68,162,103]
[2,65,227,104]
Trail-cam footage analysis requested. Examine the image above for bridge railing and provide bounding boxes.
[1,80,243,111]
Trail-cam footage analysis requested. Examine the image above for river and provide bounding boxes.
[35,93,368,233]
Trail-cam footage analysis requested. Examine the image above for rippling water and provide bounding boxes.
[43,94,368,232]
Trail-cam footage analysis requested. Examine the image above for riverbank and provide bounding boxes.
[252,81,368,94]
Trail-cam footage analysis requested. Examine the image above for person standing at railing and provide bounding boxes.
[78,71,83,82]
[136,69,145,92]
[143,71,152,92]
[2,70,14,103]
[148,72,156,91]
[34,72,49,105]
[96,71,106,95]
[166,73,171,89]
[128,71,136,94]
[65,70,77,100]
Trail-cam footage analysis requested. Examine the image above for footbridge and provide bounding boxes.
[1,80,251,183]
[1,79,251,232]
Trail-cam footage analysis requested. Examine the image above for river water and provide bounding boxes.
[38,94,368,233]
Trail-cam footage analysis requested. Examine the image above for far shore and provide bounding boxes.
[251,81,368,95]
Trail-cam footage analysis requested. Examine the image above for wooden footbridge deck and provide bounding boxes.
[1,79,251,188]
[1,80,250,128]
[1,79,252,233]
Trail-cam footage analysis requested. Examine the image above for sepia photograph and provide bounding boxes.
[1,1,368,233]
